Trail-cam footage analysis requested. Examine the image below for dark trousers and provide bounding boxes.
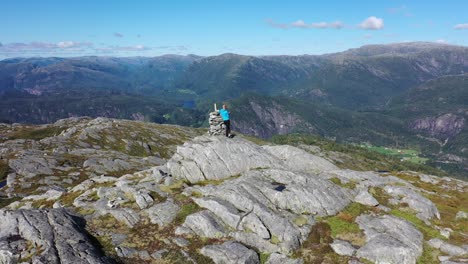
[223,120,231,137]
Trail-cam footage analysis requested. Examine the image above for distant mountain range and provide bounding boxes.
[0,42,467,177]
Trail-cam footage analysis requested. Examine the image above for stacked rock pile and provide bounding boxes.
[208,111,225,136]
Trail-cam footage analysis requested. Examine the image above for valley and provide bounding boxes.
[0,42,467,178]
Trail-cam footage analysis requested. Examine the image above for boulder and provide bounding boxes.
[201,241,259,264]
[266,253,304,264]
[354,189,379,206]
[179,210,227,238]
[384,185,440,223]
[356,214,423,264]
[330,240,356,256]
[144,199,180,227]
[428,238,467,256]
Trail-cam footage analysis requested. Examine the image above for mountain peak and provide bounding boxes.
[335,41,467,57]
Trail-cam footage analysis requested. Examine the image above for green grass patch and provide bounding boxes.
[360,145,429,165]
[196,174,241,187]
[150,191,168,203]
[369,186,392,207]
[322,203,370,246]
[293,215,308,227]
[0,160,10,181]
[326,216,361,238]
[77,207,96,216]
[31,199,55,209]
[60,191,84,207]
[260,252,271,264]
[173,201,202,225]
[270,235,280,245]
[8,126,66,141]
[0,197,21,209]
[417,242,441,264]
[395,172,468,246]
[293,221,350,264]
[329,177,356,189]
[160,180,186,194]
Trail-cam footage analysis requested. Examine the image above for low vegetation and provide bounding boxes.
[360,144,429,164]
[293,222,350,264]
[0,160,9,182]
[6,126,67,141]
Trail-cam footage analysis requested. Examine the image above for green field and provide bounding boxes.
[360,145,429,164]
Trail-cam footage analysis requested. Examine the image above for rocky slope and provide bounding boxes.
[0,118,467,264]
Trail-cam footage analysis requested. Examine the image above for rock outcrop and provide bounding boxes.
[356,214,424,263]
[410,113,465,139]
[0,209,108,263]
[1,118,467,264]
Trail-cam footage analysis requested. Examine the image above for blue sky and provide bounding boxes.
[1,0,467,58]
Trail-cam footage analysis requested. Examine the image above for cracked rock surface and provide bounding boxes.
[0,209,109,264]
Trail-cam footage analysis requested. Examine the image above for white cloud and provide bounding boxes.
[292,20,307,28]
[0,41,92,52]
[268,19,343,29]
[359,16,384,30]
[56,41,92,48]
[311,21,344,29]
[96,45,151,52]
[435,39,448,44]
[454,23,468,30]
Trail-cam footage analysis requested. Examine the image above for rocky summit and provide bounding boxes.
[0,118,467,264]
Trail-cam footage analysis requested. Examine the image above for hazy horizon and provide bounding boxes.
[1,41,467,60]
[2,1,468,59]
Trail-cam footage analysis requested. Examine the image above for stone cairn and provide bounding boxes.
[208,104,225,136]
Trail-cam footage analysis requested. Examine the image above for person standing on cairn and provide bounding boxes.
[219,104,233,138]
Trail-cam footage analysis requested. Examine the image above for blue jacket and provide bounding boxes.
[219,109,230,121]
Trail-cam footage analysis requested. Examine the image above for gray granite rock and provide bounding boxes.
[428,238,467,256]
[167,135,281,183]
[265,253,303,264]
[151,249,168,259]
[109,208,140,228]
[190,168,351,253]
[172,237,190,247]
[330,239,356,256]
[354,189,379,206]
[262,145,338,173]
[144,199,180,227]
[193,197,241,229]
[115,246,138,258]
[135,191,154,209]
[356,214,423,264]
[201,241,259,264]
[180,210,227,238]
[0,209,108,263]
[240,213,271,239]
[455,211,467,220]
[384,185,440,223]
